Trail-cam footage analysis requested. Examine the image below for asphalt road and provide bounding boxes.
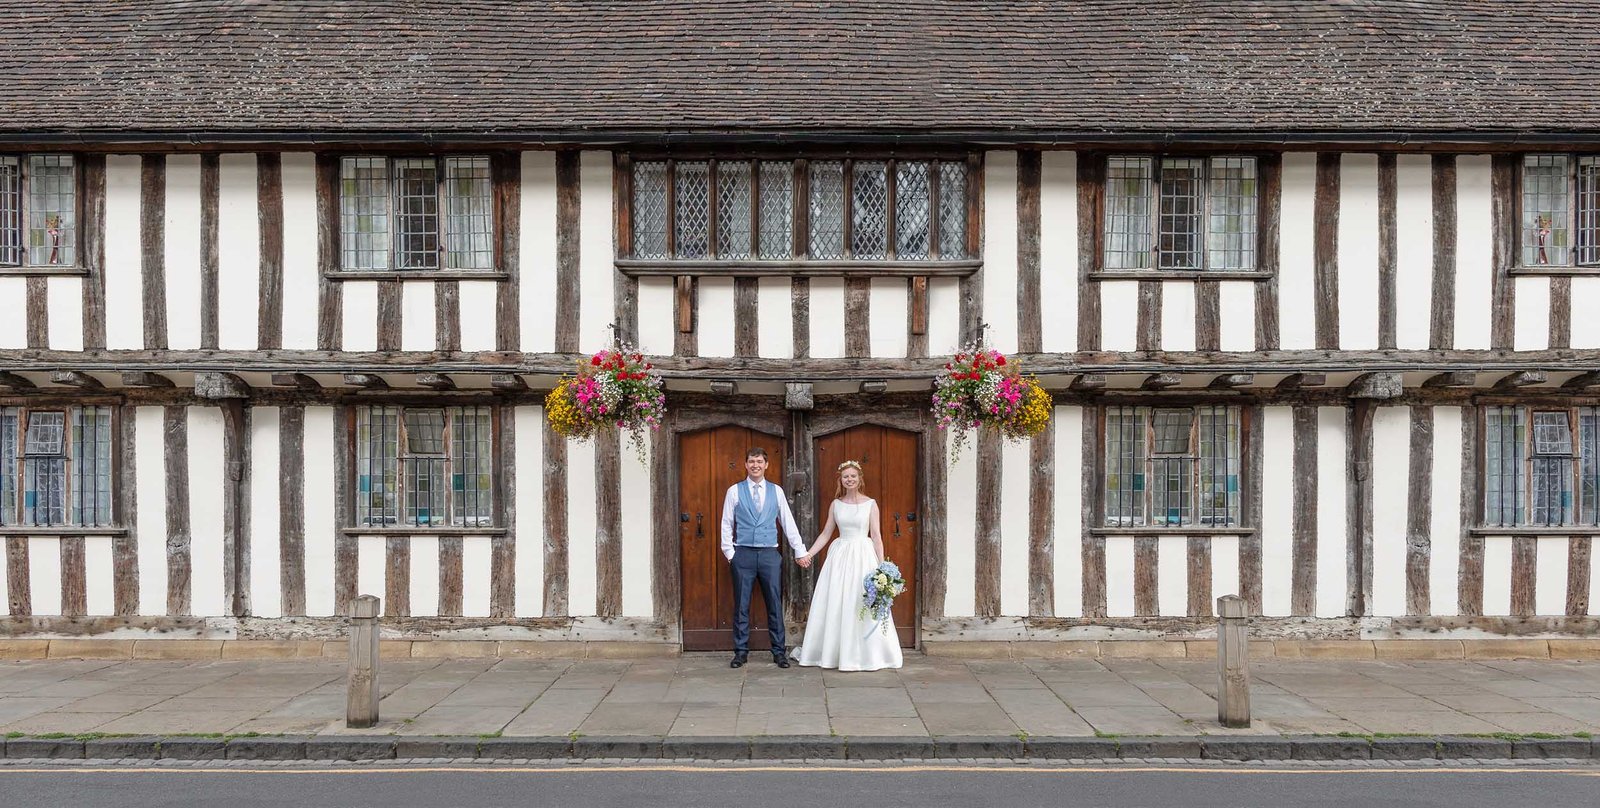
[3,763,1598,808]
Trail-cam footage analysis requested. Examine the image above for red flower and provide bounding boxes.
[997,356,1007,366]
[591,356,602,366]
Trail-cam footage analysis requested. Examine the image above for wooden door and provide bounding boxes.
[814,424,919,648]
[678,425,788,651]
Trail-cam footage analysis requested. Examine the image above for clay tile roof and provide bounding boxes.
[4,0,1597,140]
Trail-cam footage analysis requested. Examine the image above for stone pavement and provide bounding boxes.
[2,654,1599,744]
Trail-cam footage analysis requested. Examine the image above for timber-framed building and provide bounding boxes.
[2,1,1599,658]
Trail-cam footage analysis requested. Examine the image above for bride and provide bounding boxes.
[794,460,904,671]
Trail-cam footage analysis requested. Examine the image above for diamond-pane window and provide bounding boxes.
[851,161,889,259]
[757,162,793,259]
[809,161,846,259]
[632,161,669,259]
[717,161,753,259]
[895,162,932,259]
[675,161,710,259]
[937,161,968,258]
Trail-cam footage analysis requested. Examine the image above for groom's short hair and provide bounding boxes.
[745,447,768,460]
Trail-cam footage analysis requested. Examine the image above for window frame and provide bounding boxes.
[1510,153,1600,274]
[330,153,505,280]
[1477,401,1600,530]
[615,150,983,277]
[0,403,119,530]
[344,402,502,533]
[1092,152,1271,280]
[1097,401,1251,532]
[0,153,86,276]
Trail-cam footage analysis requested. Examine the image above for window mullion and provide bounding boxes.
[435,156,447,269]
[708,159,719,260]
[928,160,941,261]
[843,158,854,260]
[886,158,898,261]
[1201,160,1213,272]
[749,162,761,259]
[666,159,677,258]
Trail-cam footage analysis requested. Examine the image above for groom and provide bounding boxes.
[720,447,812,669]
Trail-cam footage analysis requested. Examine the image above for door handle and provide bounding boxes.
[893,512,902,537]
[695,512,704,540]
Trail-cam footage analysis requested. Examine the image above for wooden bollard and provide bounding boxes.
[1216,594,1251,728]
[346,595,381,729]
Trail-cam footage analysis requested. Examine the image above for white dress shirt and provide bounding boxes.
[720,477,809,561]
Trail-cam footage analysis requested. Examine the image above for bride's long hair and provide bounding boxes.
[834,460,867,499]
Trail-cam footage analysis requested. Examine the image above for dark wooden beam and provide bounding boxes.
[489,374,528,391]
[1422,371,1476,388]
[1493,370,1547,390]
[342,373,389,390]
[1276,373,1327,390]
[1348,372,1403,400]
[1141,373,1181,391]
[1208,373,1255,390]
[269,373,321,390]
[1070,373,1107,392]
[119,371,173,388]
[416,373,456,391]
[0,371,36,390]
[49,371,104,389]
[194,372,249,399]
[1563,371,1600,389]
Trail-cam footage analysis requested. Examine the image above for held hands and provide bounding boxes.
[796,554,813,569]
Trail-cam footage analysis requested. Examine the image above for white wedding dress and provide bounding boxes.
[795,498,904,671]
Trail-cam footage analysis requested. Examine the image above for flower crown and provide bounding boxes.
[836,460,863,473]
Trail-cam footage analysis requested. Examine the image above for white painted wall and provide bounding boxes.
[697,277,736,357]
[1454,156,1494,349]
[1039,151,1078,353]
[578,151,614,351]
[1573,277,1600,349]
[462,536,492,617]
[341,281,379,352]
[1429,406,1463,616]
[983,150,1019,354]
[1481,534,1512,615]
[1052,406,1084,618]
[943,431,977,617]
[1535,536,1568,616]
[1337,154,1380,350]
[514,406,546,618]
[357,534,385,606]
[1104,537,1135,617]
[1157,534,1187,617]
[400,280,435,351]
[1513,276,1550,351]
[1212,534,1240,602]
[1316,406,1348,617]
[28,537,61,616]
[998,438,1030,616]
[103,154,144,349]
[458,281,498,352]
[756,277,793,359]
[216,154,260,350]
[0,525,7,615]
[46,276,83,351]
[1217,282,1255,351]
[1394,154,1434,350]
[620,431,654,617]
[1260,406,1295,616]
[410,535,440,616]
[637,277,676,356]
[1278,153,1319,350]
[249,407,282,618]
[1370,406,1411,617]
[134,406,168,616]
[1099,281,1138,351]
[0,277,25,347]
[926,277,961,355]
[280,153,321,350]
[566,438,598,616]
[520,151,559,354]
[187,407,227,616]
[302,407,337,616]
[165,155,204,349]
[869,278,907,358]
[809,278,847,358]
[85,537,113,616]
[1160,281,1195,352]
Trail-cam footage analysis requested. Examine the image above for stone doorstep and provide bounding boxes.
[1,734,1594,761]
[8,638,1600,660]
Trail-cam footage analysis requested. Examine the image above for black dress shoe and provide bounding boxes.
[730,652,748,668]
[772,654,791,668]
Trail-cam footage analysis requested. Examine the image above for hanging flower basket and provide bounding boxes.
[931,342,1051,460]
[545,344,666,462]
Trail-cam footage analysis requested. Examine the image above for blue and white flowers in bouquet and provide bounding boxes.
[860,560,906,638]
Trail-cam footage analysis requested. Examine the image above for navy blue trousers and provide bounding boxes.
[730,546,785,654]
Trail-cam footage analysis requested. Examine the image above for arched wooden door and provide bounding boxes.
[814,424,919,648]
[678,425,788,651]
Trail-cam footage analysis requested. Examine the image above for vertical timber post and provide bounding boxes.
[1217,594,1251,729]
[346,595,381,729]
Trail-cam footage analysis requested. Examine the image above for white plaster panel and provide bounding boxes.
[46,276,83,351]
[1571,277,1600,349]
[1160,281,1195,352]
[1429,406,1463,617]
[1217,281,1256,352]
[462,536,492,618]
[1535,536,1569,617]
[944,430,978,618]
[399,280,435,351]
[1338,153,1381,350]
[458,281,498,352]
[756,277,793,359]
[1261,407,1295,616]
[1370,406,1411,617]
[1316,406,1348,617]
[280,153,321,350]
[520,151,559,354]
[85,536,113,616]
[410,535,440,617]
[357,534,385,605]
[999,437,1030,616]
[1513,275,1550,351]
[187,407,226,617]
[983,150,1019,354]
[1394,154,1435,350]
[216,153,260,350]
[926,277,961,355]
[514,405,545,617]
[621,429,654,617]
[697,277,736,357]
[637,277,676,356]
[0,278,25,347]
[1454,155,1494,349]
[0,522,6,614]
[809,278,847,358]
[28,538,61,616]
[1105,537,1135,618]
[1039,151,1078,353]
[1157,534,1188,617]
[1098,280,1138,351]
[1211,534,1240,604]
[164,155,204,349]
[1482,534,1512,615]
[870,278,908,358]
[302,406,337,616]
[1052,405,1084,618]
[578,151,614,351]
[340,280,379,352]
[104,154,144,349]
[567,438,598,617]
[249,407,282,618]
[1278,153,1319,350]
[135,406,168,616]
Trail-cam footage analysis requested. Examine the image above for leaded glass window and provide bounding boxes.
[339,156,496,271]
[1521,154,1600,268]
[355,405,495,528]
[1102,155,1259,271]
[0,154,77,268]
[0,406,115,527]
[628,157,972,261]
[1483,404,1600,528]
[1103,405,1243,528]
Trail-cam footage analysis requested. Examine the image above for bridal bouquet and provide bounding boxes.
[861,560,906,638]
[545,344,666,463]
[931,341,1051,459]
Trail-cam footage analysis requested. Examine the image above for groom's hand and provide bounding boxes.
[796,555,812,568]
